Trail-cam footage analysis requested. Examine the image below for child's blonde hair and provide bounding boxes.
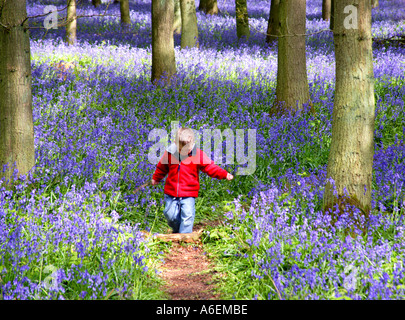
[175,127,195,152]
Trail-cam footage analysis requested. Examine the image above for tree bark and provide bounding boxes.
[323,0,375,234]
[330,0,335,30]
[235,0,249,40]
[198,0,205,12]
[66,0,77,45]
[92,0,101,8]
[273,0,311,114]
[0,0,35,185]
[151,0,176,85]
[371,0,378,8]
[154,230,203,243]
[180,0,199,48]
[266,0,280,44]
[173,0,182,34]
[120,0,131,30]
[199,0,218,15]
[322,0,331,21]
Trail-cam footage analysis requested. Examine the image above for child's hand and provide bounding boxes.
[151,179,159,186]
[226,173,234,181]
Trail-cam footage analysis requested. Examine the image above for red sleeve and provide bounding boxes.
[199,150,228,180]
[152,151,170,182]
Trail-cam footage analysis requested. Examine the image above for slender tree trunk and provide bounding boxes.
[198,0,206,11]
[266,0,280,44]
[330,0,335,30]
[371,0,378,8]
[92,0,101,7]
[206,0,219,14]
[120,0,131,30]
[322,0,331,21]
[199,0,218,15]
[235,0,249,40]
[66,0,77,45]
[173,0,182,34]
[323,0,375,234]
[180,0,199,48]
[151,0,176,85]
[273,0,310,114]
[0,0,35,185]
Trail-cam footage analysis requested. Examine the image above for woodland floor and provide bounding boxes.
[159,220,224,300]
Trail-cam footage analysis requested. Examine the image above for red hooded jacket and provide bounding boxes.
[152,143,228,198]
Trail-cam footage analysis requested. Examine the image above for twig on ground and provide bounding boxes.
[133,180,151,195]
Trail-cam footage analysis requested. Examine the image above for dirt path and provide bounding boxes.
[159,221,222,300]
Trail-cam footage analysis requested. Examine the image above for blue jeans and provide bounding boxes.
[163,194,195,233]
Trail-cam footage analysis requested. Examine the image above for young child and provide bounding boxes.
[152,127,234,234]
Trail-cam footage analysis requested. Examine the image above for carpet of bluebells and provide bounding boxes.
[1,0,404,299]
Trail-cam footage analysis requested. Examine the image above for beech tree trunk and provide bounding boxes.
[322,0,331,21]
[330,0,335,30]
[198,0,205,12]
[92,0,101,8]
[198,0,203,10]
[199,0,218,15]
[151,0,176,85]
[180,0,199,48]
[274,0,310,114]
[0,0,35,185]
[323,0,375,233]
[173,0,182,34]
[371,0,379,8]
[66,0,77,45]
[266,0,280,44]
[120,0,131,30]
[235,0,249,40]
